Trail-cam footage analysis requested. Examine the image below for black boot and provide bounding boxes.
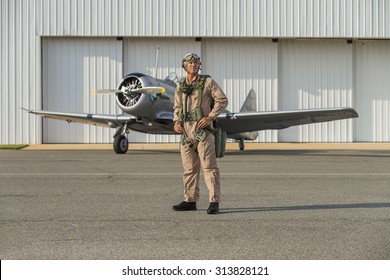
[207,202,219,214]
[172,201,197,211]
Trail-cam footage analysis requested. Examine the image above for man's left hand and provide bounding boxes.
[198,116,214,129]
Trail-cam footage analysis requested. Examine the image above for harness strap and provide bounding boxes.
[178,75,212,151]
[178,77,186,123]
[178,75,210,123]
[191,127,212,151]
[181,127,212,151]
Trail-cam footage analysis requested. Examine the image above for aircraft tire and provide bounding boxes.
[113,135,129,154]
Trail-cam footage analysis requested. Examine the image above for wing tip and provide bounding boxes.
[20,107,33,113]
[343,107,359,118]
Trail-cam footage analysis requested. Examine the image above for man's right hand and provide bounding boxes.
[174,121,183,133]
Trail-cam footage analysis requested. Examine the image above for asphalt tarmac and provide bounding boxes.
[1,148,390,260]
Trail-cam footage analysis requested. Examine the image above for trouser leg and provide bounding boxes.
[197,134,221,202]
[180,144,201,202]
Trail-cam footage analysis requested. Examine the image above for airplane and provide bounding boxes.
[24,72,358,154]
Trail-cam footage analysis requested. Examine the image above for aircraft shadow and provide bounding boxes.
[225,150,390,158]
[219,202,390,214]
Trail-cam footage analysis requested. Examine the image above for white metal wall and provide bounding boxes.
[202,38,279,142]
[42,38,122,143]
[1,0,41,145]
[2,0,390,145]
[123,37,200,143]
[356,40,390,142]
[279,40,354,142]
[34,0,390,38]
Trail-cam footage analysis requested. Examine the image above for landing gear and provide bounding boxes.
[238,139,245,151]
[113,124,129,154]
[113,135,129,154]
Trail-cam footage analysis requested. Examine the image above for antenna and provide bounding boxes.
[155,46,160,78]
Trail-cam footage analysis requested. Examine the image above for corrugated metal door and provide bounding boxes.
[356,41,390,142]
[202,38,279,142]
[279,40,354,142]
[42,38,122,143]
[123,38,201,143]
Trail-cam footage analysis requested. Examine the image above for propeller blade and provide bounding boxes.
[92,89,124,94]
[92,86,166,95]
[131,87,166,94]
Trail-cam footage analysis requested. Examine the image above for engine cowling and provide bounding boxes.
[115,75,144,112]
[115,73,175,121]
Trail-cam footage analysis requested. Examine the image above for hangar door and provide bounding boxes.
[279,40,354,142]
[123,38,201,143]
[42,38,122,143]
[356,41,390,142]
[202,38,278,143]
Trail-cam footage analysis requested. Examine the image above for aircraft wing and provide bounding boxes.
[24,109,135,128]
[217,107,358,134]
[25,107,358,135]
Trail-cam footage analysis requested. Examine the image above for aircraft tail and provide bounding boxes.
[239,89,257,112]
[233,89,258,142]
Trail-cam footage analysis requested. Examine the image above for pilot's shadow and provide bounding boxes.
[220,202,390,214]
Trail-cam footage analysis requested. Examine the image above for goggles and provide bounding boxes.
[182,53,200,63]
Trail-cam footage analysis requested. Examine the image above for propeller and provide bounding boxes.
[92,86,166,95]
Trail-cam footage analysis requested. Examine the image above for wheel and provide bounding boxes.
[113,135,129,154]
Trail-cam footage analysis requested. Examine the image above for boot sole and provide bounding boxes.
[172,207,197,211]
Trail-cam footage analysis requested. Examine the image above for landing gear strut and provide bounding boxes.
[113,124,129,154]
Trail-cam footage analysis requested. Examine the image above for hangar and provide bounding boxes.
[1,0,390,145]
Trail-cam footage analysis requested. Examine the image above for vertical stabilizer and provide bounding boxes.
[236,89,259,146]
[240,89,257,112]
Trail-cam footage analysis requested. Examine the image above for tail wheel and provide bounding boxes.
[239,139,245,151]
[113,135,129,154]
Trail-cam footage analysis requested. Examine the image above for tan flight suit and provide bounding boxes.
[173,76,228,203]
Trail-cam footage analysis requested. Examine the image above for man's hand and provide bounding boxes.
[198,116,214,129]
[174,121,183,133]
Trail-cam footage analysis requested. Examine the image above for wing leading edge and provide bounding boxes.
[216,107,358,134]
[23,109,136,128]
[23,109,174,134]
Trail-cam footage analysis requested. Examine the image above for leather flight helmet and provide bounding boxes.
[182,53,201,69]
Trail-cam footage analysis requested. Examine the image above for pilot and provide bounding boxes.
[172,53,228,214]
